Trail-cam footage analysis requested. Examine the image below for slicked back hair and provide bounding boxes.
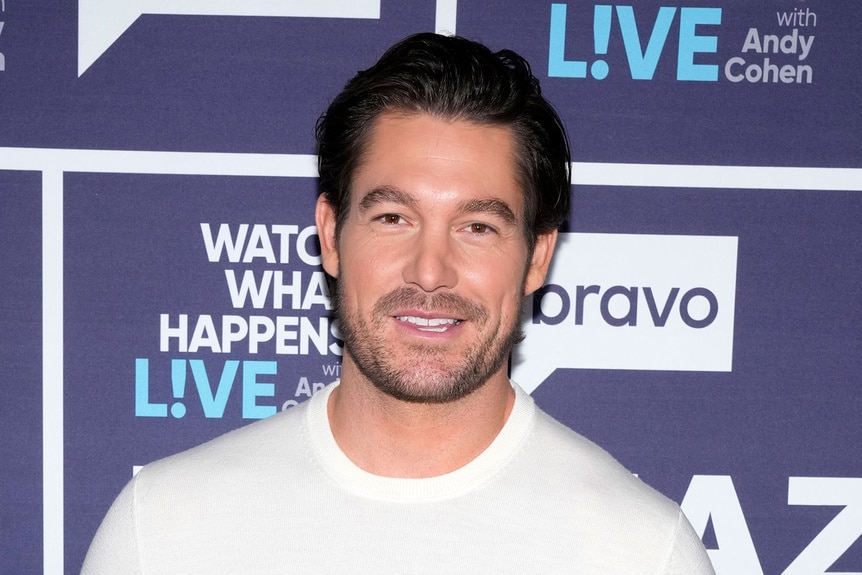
[315,32,571,252]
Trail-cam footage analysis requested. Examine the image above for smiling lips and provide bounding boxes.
[395,315,463,332]
[374,286,487,334]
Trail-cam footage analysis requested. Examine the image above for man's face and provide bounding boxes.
[316,112,556,403]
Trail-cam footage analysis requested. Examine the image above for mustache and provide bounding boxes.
[373,287,488,322]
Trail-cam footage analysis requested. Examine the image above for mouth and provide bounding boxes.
[394,315,463,333]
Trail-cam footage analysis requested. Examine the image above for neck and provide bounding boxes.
[327,357,515,478]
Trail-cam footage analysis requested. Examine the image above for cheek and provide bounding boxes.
[337,243,399,304]
[462,261,525,307]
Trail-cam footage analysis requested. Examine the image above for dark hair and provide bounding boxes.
[315,32,571,250]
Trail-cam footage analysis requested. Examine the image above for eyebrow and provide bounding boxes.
[357,185,518,226]
[457,198,517,226]
[358,186,418,213]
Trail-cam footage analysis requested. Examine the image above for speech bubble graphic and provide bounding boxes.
[512,232,738,393]
[78,0,381,76]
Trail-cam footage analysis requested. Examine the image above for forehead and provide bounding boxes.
[350,112,523,214]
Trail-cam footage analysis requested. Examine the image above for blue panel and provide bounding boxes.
[0,171,43,574]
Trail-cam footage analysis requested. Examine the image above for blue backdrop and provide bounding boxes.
[1,1,860,573]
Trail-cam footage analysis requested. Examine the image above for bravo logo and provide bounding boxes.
[513,233,738,392]
[77,0,381,76]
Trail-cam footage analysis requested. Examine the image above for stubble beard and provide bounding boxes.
[334,283,525,404]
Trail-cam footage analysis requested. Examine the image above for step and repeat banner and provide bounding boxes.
[1,1,860,573]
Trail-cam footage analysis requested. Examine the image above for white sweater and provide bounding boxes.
[82,382,714,574]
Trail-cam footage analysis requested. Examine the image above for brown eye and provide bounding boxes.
[381,214,401,224]
[470,223,489,234]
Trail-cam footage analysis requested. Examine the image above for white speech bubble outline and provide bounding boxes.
[78,0,382,76]
[512,232,738,393]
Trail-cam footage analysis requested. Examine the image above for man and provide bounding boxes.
[83,33,714,573]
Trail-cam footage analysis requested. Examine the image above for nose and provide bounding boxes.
[402,228,458,292]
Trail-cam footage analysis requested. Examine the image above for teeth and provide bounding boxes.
[396,316,461,331]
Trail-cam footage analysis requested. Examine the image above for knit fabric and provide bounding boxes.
[82,382,714,574]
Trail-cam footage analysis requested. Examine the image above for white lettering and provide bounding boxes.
[272,270,303,310]
[188,314,221,353]
[248,316,275,353]
[201,223,319,264]
[242,224,276,263]
[302,271,332,310]
[782,477,862,575]
[295,376,312,397]
[798,35,814,61]
[225,269,272,309]
[724,57,812,84]
[681,475,764,574]
[739,28,813,60]
[297,224,321,265]
[160,313,188,352]
[200,223,248,263]
[221,315,248,354]
[276,316,299,354]
[742,28,762,53]
[159,314,339,356]
[271,225,299,263]
[224,269,332,310]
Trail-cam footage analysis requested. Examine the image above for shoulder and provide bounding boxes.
[134,398,310,501]
[506,404,711,571]
[81,402,311,574]
[526,407,681,518]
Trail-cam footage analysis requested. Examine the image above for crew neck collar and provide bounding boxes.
[304,381,536,501]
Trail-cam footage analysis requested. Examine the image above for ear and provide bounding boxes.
[315,194,340,278]
[524,229,557,296]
